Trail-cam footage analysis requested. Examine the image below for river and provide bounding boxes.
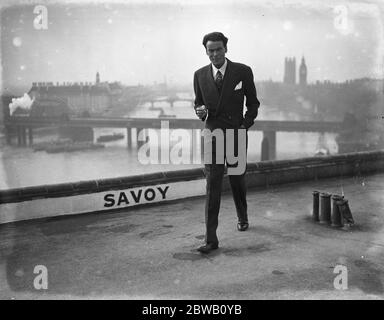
[0,101,338,189]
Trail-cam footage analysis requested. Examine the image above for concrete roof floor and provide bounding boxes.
[0,173,383,300]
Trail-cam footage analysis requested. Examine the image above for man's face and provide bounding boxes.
[206,40,227,68]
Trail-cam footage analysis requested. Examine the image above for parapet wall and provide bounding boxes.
[1,150,383,224]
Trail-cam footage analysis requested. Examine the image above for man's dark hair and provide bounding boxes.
[202,32,228,49]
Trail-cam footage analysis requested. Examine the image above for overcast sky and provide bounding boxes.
[1,0,383,93]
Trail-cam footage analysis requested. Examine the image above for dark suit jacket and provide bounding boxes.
[193,59,260,129]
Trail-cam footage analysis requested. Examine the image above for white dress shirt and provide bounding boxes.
[211,58,228,79]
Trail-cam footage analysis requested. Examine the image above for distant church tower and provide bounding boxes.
[96,72,100,85]
[299,56,307,86]
[283,57,296,85]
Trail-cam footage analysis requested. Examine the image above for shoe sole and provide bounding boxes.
[197,247,218,254]
[237,224,249,231]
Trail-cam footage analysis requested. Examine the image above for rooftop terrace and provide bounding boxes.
[0,172,383,299]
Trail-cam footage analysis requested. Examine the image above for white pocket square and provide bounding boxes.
[234,81,242,90]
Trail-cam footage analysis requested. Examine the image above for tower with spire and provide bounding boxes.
[299,56,307,87]
[96,72,100,85]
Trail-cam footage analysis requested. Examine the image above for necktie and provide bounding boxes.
[215,70,223,92]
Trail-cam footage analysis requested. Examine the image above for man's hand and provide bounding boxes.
[195,105,207,120]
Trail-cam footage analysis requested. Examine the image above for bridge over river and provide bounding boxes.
[4,116,342,160]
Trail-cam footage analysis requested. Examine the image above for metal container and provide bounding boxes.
[337,199,354,226]
[331,195,344,227]
[312,191,320,222]
[319,192,331,224]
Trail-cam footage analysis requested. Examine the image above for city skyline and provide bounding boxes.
[1,1,383,94]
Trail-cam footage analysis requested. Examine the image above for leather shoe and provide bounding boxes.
[197,243,218,254]
[237,222,249,231]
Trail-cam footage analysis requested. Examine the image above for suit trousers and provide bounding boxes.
[203,117,248,245]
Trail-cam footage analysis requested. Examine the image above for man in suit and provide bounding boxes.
[193,32,260,253]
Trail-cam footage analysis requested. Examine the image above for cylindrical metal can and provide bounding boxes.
[319,192,331,224]
[312,191,320,222]
[331,195,344,227]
